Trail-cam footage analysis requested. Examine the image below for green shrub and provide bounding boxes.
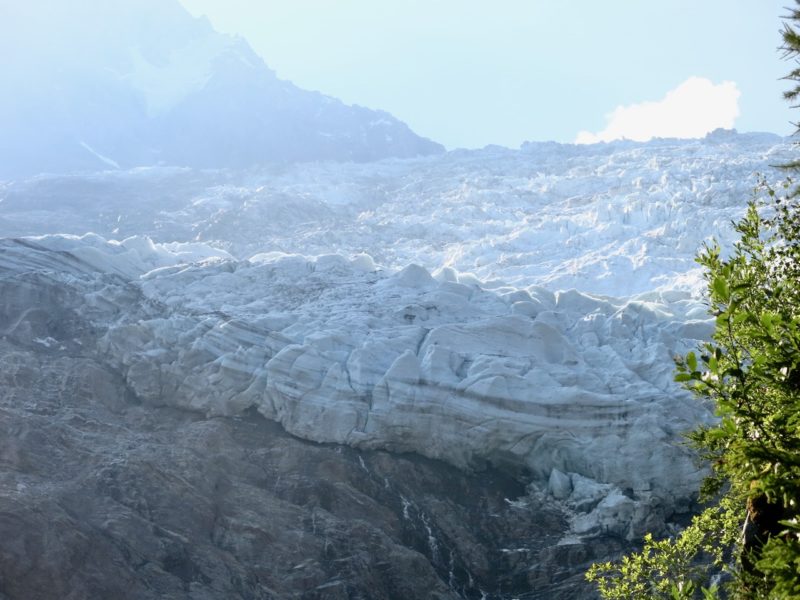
[587,183,800,598]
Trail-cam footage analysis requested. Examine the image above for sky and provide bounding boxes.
[179,1,792,150]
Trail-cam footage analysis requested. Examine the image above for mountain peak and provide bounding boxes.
[0,0,443,177]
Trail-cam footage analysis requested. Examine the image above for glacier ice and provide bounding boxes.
[0,132,790,537]
[1,233,711,537]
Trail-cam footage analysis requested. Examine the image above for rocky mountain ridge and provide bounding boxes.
[0,0,443,178]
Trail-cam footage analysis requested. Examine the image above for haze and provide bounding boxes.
[180,0,792,148]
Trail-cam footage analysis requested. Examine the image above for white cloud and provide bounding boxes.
[575,77,741,144]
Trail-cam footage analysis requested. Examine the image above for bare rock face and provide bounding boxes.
[0,344,626,599]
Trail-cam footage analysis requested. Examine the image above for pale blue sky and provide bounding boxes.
[180,1,794,149]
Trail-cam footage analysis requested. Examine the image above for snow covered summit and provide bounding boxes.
[0,0,444,178]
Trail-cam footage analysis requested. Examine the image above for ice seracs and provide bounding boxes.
[1,132,789,298]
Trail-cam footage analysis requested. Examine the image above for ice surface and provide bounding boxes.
[0,132,790,535]
[1,132,789,298]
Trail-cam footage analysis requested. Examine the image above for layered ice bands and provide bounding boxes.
[3,235,710,538]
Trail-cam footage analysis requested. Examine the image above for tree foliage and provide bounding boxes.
[587,184,800,598]
[586,497,740,599]
[784,0,800,171]
[587,4,800,597]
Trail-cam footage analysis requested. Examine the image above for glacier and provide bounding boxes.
[0,132,791,543]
